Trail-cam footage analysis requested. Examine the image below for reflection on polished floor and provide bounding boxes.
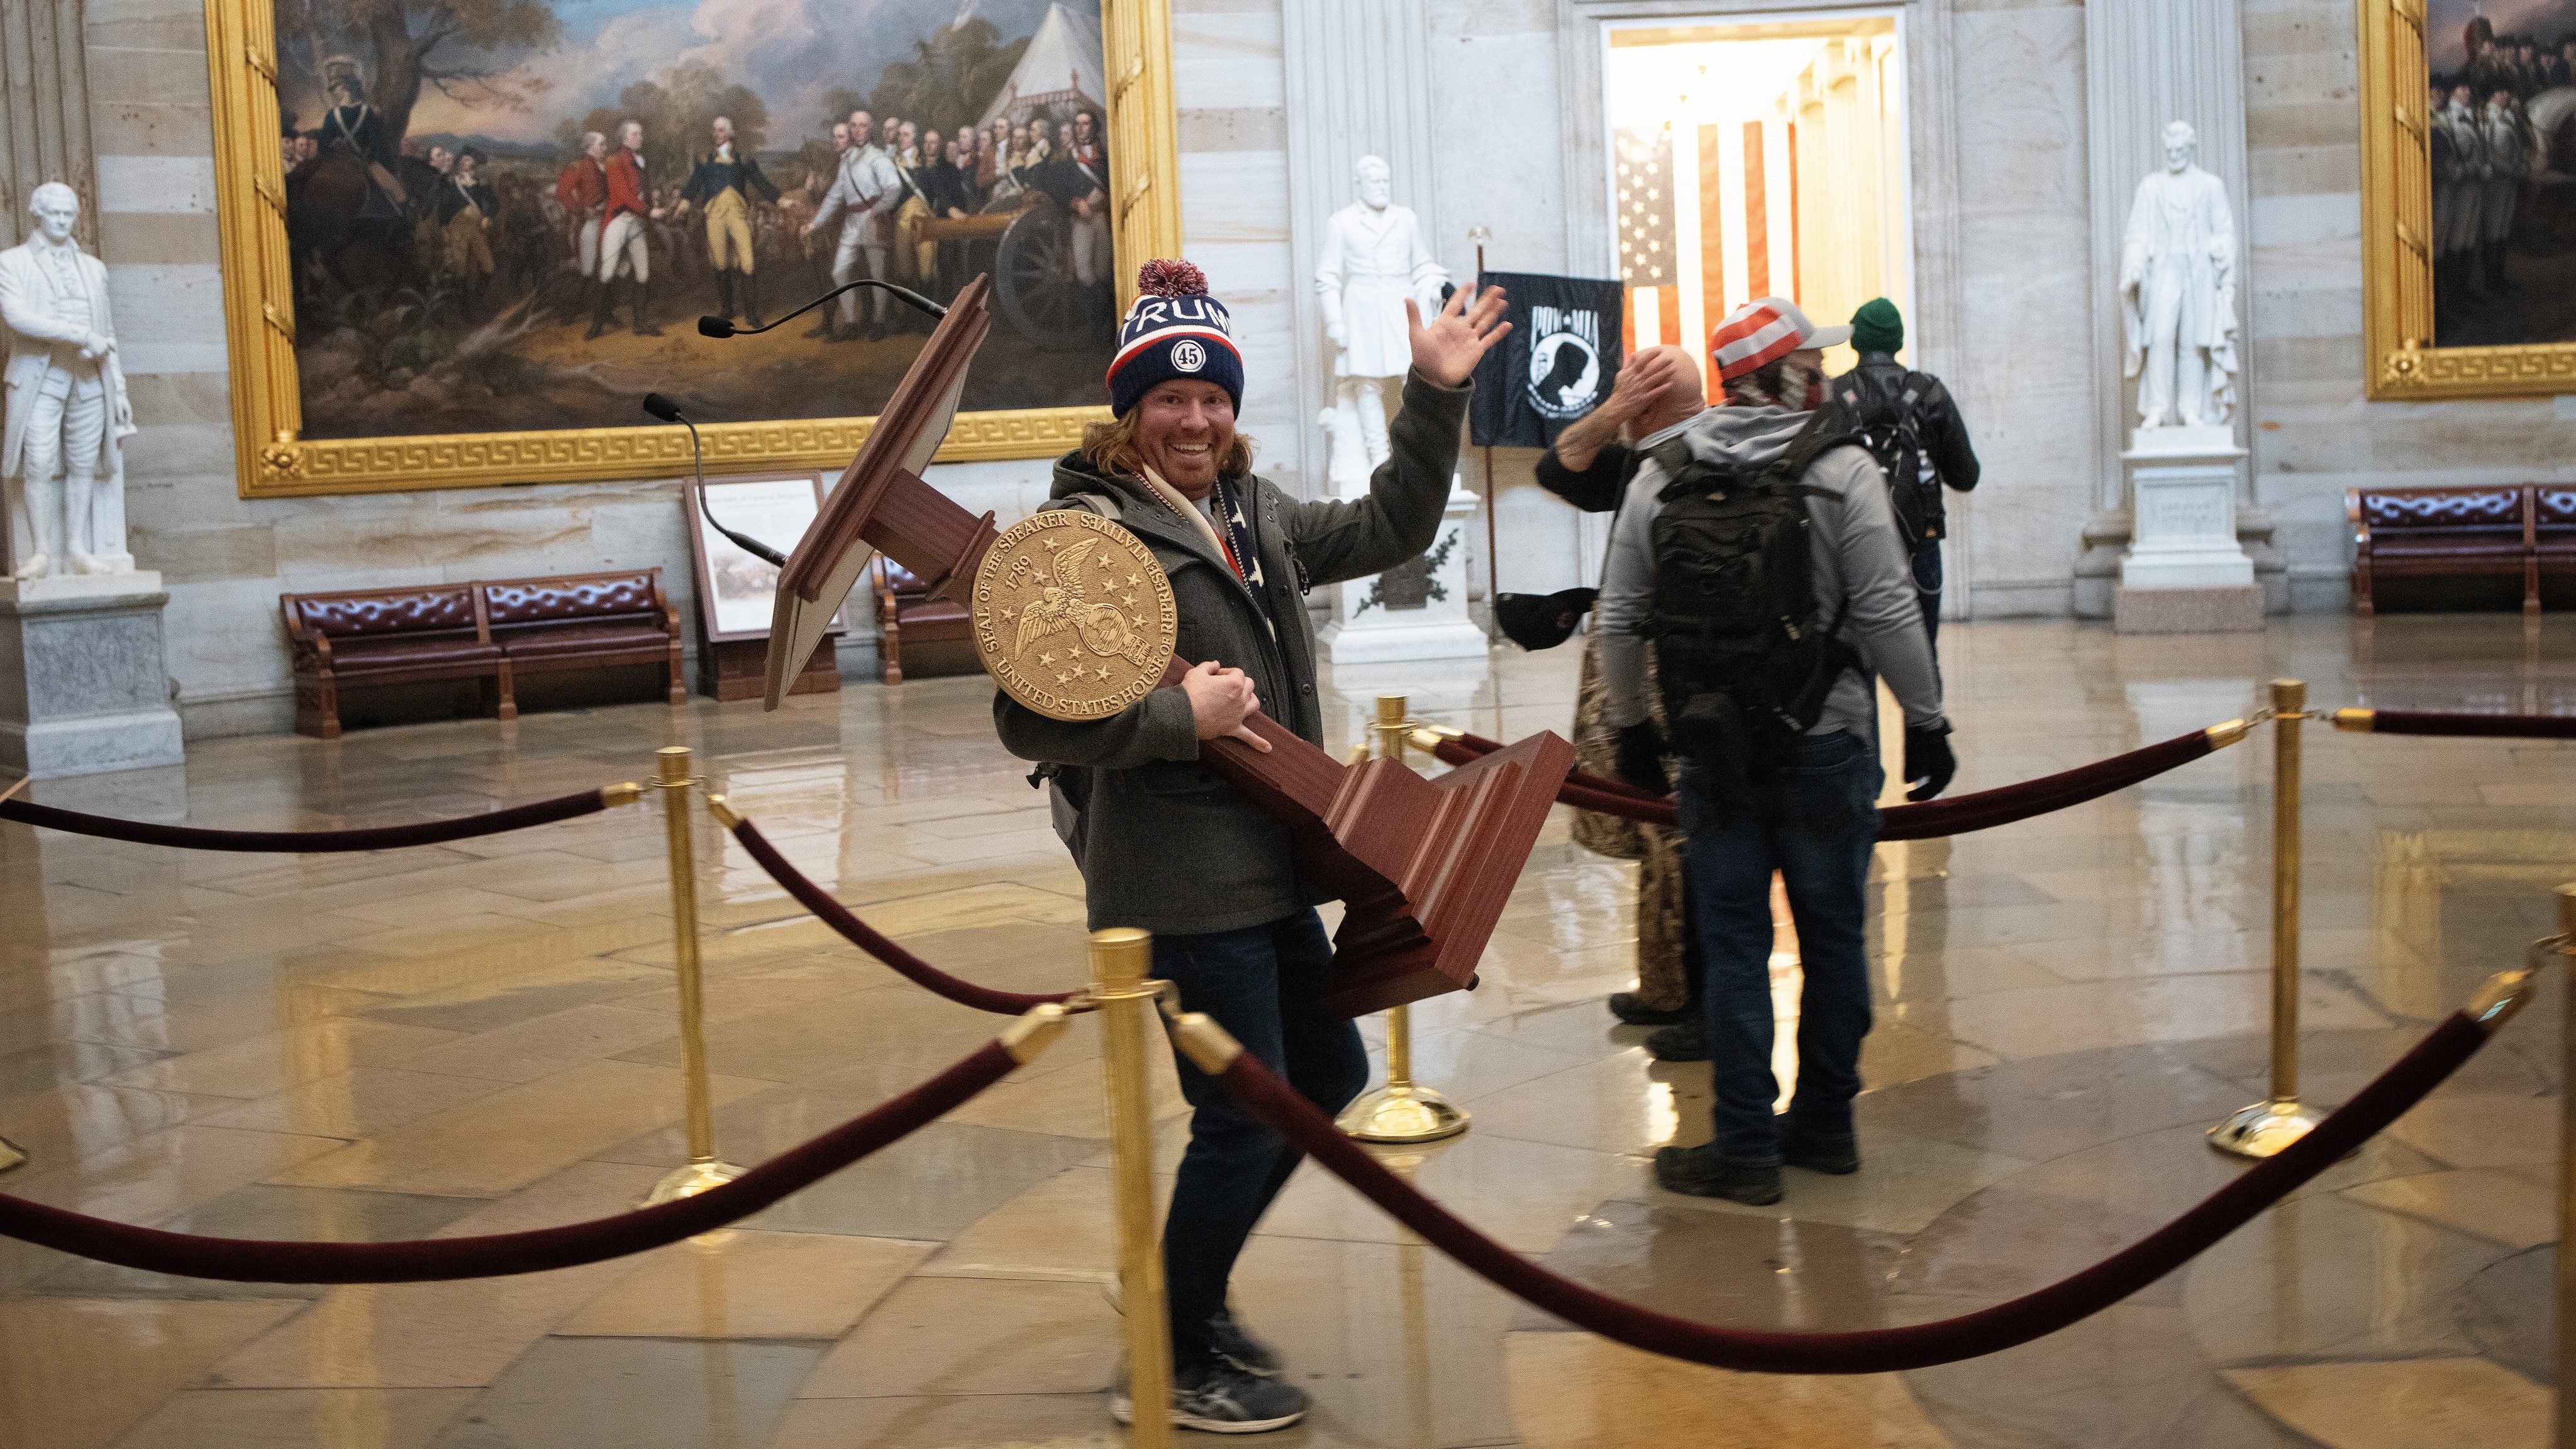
[1,615,2569,1449]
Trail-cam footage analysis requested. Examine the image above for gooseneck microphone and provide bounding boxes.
[697,280,947,338]
[644,393,788,569]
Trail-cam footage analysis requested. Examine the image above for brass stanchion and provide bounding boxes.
[1092,928,1176,1448]
[1336,696,1469,1145]
[2211,679,2328,1158]
[641,745,745,1206]
[2556,884,2576,1449]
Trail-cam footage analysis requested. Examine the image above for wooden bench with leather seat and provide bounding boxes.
[283,568,686,739]
[2348,484,2543,616]
[2536,487,2576,608]
[282,583,510,741]
[479,569,687,704]
[874,556,979,682]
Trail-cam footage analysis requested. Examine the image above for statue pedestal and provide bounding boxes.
[2113,426,2263,635]
[1316,487,1490,665]
[1,573,186,777]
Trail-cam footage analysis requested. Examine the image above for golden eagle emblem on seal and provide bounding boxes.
[971,511,1179,722]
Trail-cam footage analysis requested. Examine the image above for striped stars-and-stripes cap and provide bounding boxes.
[1708,297,1853,382]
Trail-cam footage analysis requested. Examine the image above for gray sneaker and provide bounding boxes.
[1113,1360,1309,1434]
[1104,1280,1282,1379]
[1209,1307,1282,1378]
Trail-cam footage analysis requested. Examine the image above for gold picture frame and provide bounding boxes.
[2358,0,2576,400]
[202,0,1181,499]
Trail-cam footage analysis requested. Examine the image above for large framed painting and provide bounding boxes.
[2360,0,2576,399]
[202,0,1181,496]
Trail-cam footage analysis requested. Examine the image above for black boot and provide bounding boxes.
[631,276,662,336]
[1655,1144,1782,1205]
[1608,992,1689,1027]
[1645,1019,1709,1062]
[715,269,736,322]
[741,270,764,330]
[804,306,840,340]
[585,278,616,340]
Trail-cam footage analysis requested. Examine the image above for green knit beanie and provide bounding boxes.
[1850,297,1903,355]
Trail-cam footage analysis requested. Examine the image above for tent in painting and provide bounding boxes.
[977,3,1108,127]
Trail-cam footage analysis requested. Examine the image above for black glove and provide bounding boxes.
[1903,724,1957,802]
[1614,721,1671,796]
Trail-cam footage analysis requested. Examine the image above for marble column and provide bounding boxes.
[0,0,99,252]
[2074,0,2284,616]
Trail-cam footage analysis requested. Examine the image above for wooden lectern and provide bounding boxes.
[765,275,1574,1017]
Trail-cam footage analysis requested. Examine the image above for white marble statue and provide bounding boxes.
[2118,121,2238,432]
[1315,155,1448,490]
[2,182,135,578]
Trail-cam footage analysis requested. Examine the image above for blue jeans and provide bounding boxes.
[1677,730,1882,1163]
[1153,908,1368,1367]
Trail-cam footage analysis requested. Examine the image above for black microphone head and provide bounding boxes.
[641,392,684,424]
[697,315,736,338]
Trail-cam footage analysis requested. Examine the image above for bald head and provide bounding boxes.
[1628,345,1706,435]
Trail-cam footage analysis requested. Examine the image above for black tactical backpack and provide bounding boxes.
[1830,367,1936,545]
[1648,411,1859,791]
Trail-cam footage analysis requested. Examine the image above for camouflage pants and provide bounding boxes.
[1570,631,1690,1011]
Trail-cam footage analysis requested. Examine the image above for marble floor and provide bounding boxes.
[1,614,2571,1449]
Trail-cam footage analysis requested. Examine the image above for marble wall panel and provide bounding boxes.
[1426,0,1563,277]
[87,97,212,159]
[1944,0,2095,614]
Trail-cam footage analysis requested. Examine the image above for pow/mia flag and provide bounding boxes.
[1468,271,1626,448]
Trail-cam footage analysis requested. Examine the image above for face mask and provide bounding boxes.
[1774,358,1819,411]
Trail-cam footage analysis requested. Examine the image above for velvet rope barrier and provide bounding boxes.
[1184,983,2514,1375]
[0,785,637,853]
[1430,726,2232,841]
[0,1032,1038,1283]
[2333,708,2576,740]
[721,813,1073,1016]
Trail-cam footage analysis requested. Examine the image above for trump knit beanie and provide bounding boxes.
[1107,259,1243,417]
[1850,297,1904,356]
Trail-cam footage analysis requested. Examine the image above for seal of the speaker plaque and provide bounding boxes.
[972,511,1179,721]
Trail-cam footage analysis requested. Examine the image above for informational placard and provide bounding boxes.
[683,473,841,643]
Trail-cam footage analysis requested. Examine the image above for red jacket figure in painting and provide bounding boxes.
[587,120,667,340]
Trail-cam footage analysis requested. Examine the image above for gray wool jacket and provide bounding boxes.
[1594,402,1946,739]
[992,370,1471,935]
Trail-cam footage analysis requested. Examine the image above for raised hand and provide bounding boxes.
[1406,283,1512,388]
[1599,345,1680,424]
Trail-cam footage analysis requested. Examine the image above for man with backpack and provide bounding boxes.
[1594,297,1956,1206]
[1824,297,1980,646]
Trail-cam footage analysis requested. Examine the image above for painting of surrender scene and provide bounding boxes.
[2423,0,2576,347]
[270,0,1116,440]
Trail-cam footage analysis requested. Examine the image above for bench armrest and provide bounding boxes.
[286,628,335,670]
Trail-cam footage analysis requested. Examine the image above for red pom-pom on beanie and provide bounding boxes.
[1135,258,1208,298]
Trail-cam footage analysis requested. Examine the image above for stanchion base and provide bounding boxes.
[640,1158,746,1206]
[0,1135,23,1174]
[2206,1099,2328,1158]
[1336,1085,1468,1143]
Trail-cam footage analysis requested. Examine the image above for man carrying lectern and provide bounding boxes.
[992,258,1509,1433]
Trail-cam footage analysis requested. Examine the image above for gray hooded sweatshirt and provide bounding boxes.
[1593,402,1945,740]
